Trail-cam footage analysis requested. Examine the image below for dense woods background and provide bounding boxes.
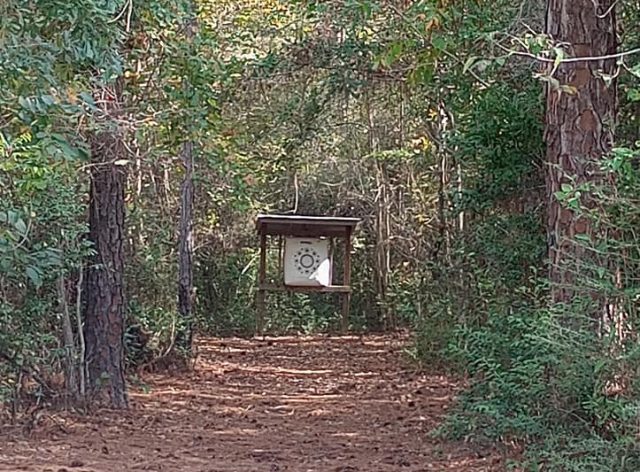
[2,0,640,469]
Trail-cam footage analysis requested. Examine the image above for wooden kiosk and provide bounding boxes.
[255,214,360,334]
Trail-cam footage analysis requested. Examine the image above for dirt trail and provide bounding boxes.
[0,335,502,471]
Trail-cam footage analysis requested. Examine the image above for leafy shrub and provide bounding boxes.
[0,132,88,410]
[439,149,640,471]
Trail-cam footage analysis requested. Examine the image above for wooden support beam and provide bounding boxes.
[256,232,267,335]
[341,227,353,334]
[259,284,351,293]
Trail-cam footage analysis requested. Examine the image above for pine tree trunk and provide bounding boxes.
[545,0,617,303]
[83,86,128,409]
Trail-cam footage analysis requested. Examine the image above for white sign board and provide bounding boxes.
[284,237,331,287]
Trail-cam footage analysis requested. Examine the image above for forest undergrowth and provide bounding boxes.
[2,0,640,470]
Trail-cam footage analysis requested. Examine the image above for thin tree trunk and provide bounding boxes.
[76,268,86,400]
[545,0,617,303]
[365,92,392,329]
[177,140,195,353]
[83,85,128,409]
[58,273,79,401]
[375,160,392,330]
[176,8,197,354]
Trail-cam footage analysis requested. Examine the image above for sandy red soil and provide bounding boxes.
[0,335,503,471]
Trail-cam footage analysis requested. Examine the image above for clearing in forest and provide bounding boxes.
[0,335,501,471]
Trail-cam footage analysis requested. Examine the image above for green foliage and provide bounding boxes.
[195,247,351,336]
[2,2,640,470]
[438,148,640,470]
[0,132,88,407]
[406,1,640,466]
[196,248,257,336]
[0,0,125,408]
[412,75,545,365]
[442,299,640,471]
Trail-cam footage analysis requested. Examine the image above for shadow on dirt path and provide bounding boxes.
[0,334,502,471]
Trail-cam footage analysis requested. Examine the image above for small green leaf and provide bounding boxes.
[41,95,55,106]
[14,218,27,235]
[26,267,42,288]
[463,56,478,74]
[560,183,573,193]
[553,47,564,68]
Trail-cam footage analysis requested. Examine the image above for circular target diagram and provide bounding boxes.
[293,247,321,275]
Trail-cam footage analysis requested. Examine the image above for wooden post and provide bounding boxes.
[329,237,335,282]
[256,232,267,335]
[341,227,352,333]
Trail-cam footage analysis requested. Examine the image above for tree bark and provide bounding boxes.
[176,7,197,354]
[83,86,128,409]
[59,273,79,400]
[545,0,617,303]
[177,140,195,353]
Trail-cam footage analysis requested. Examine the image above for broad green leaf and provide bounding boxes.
[14,218,28,235]
[26,267,43,288]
